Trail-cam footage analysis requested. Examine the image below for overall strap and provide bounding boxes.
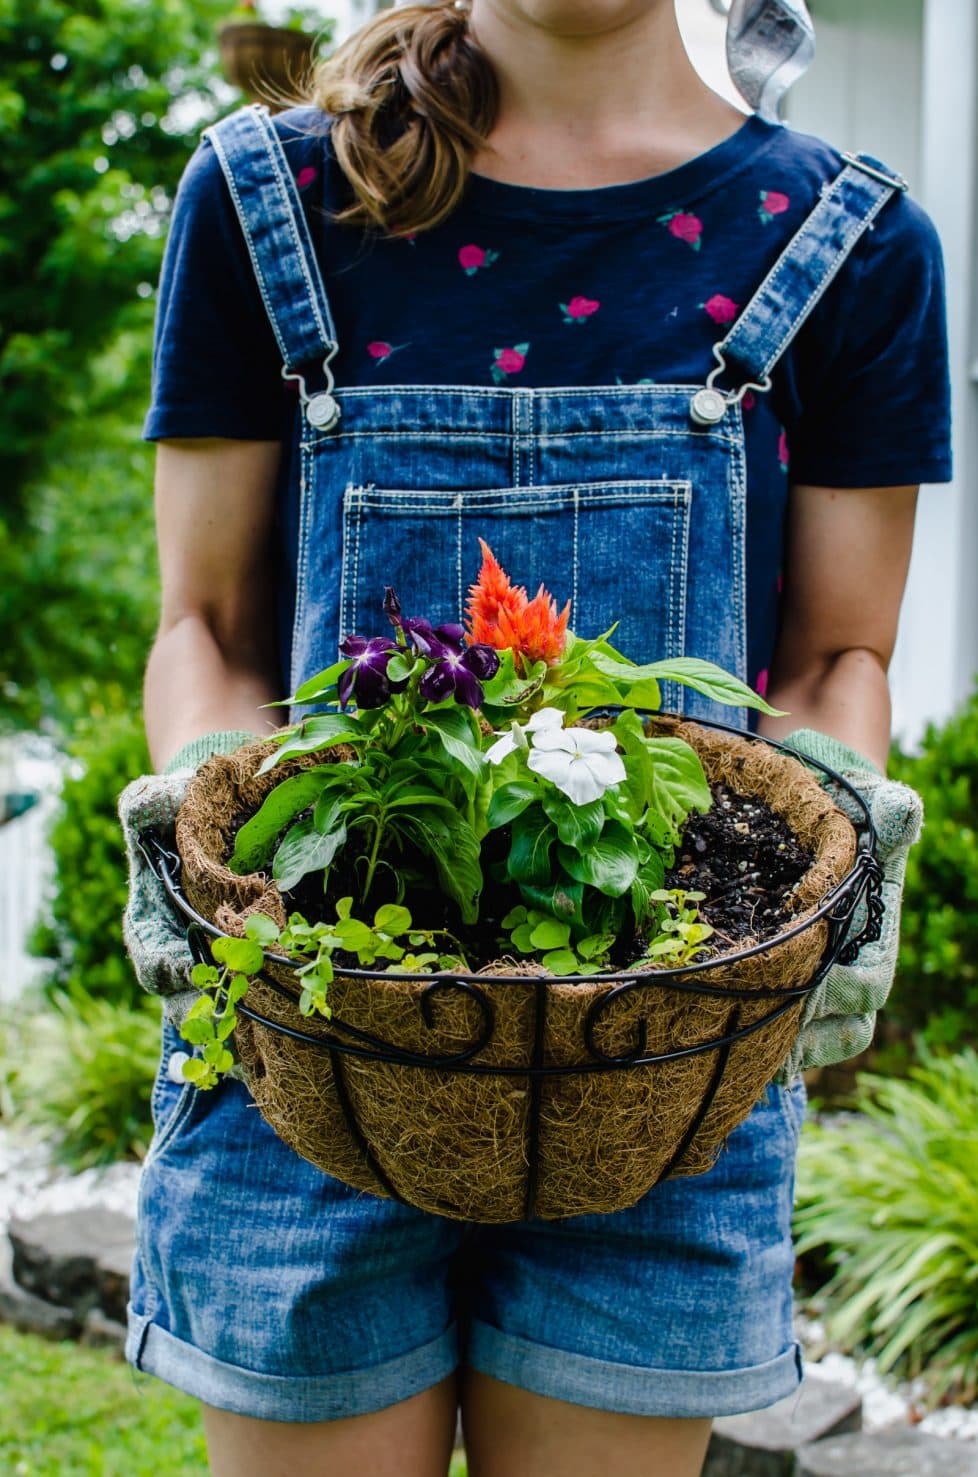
[203,104,341,427]
[713,153,909,395]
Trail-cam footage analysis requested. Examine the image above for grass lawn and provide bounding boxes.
[0,1325,469,1475]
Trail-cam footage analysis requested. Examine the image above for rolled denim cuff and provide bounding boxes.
[163,730,258,777]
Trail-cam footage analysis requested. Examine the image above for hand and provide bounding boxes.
[775,728,924,1080]
[118,730,256,1027]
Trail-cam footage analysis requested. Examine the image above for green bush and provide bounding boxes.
[889,681,978,1048]
[2,983,160,1168]
[30,708,149,1003]
[795,1048,978,1403]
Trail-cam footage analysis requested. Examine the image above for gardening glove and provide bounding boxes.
[775,729,924,1081]
[118,730,256,1029]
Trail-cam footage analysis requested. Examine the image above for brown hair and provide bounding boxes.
[309,2,498,237]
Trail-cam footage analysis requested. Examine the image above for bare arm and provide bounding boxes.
[757,483,919,772]
[144,438,284,771]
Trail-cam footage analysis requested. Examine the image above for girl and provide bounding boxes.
[122,2,950,1473]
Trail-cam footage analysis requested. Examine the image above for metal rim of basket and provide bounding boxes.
[139,714,885,1215]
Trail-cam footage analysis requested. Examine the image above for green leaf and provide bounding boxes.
[529,918,571,950]
[506,810,557,886]
[334,917,377,952]
[488,781,540,828]
[386,653,414,682]
[591,654,784,714]
[211,936,265,975]
[181,1058,213,1085]
[577,932,617,961]
[520,878,586,928]
[229,770,336,873]
[226,973,250,1004]
[272,815,348,892]
[540,791,605,849]
[373,903,412,935]
[401,808,484,925]
[646,737,712,841]
[181,1016,216,1045]
[257,715,366,774]
[542,948,580,974]
[244,913,280,946]
[292,659,351,704]
[501,905,527,928]
[558,821,639,897]
[185,993,216,1020]
[421,706,485,776]
[189,964,219,990]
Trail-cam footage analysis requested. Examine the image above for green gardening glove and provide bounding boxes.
[775,729,924,1081]
[118,730,256,1028]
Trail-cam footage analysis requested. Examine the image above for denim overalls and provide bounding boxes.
[205,105,906,727]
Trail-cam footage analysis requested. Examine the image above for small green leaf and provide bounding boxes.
[541,791,605,850]
[488,781,540,829]
[181,1057,212,1085]
[577,932,617,960]
[421,706,485,776]
[185,993,216,1020]
[373,903,413,935]
[542,948,580,974]
[211,936,265,975]
[501,906,527,928]
[180,1018,214,1046]
[272,815,348,892]
[292,658,352,703]
[511,922,536,952]
[558,821,640,897]
[226,973,250,1004]
[244,913,280,946]
[190,963,220,989]
[529,918,571,950]
[386,654,414,682]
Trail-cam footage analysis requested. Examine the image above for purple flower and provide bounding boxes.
[383,587,402,628]
[337,635,404,708]
[416,629,500,709]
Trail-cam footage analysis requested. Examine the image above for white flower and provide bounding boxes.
[527,725,626,806]
[485,707,564,765]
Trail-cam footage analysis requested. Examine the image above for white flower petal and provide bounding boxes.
[568,727,619,754]
[558,762,606,806]
[528,747,575,788]
[486,732,517,765]
[584,750,627,787]
[526,707,565,732]
[528,727,577,754]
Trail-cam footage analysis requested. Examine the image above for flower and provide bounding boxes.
[528,724,626,806]
[485,707,563,765]
[459,243,498,274]
[337,635,404,708]
[702,294,740,325]
[759,189,790,223]
[367,341,392,360]
[465,540,569,672]
[562,296,600,323]
[661,211,703,249]
[409,623,500,709]
[296,166,317,190]
[491,343,530,384]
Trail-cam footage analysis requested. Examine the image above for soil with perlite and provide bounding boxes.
[227,781,813,972]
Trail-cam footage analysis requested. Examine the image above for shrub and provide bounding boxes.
[29,709,150,1003]
[794,1047,978,1403]
[888,680,978,1049]
[2,984,160,1169]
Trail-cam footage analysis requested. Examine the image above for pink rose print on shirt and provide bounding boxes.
[741,391,756,412]
[295,166,317,190]
[702,294,740,325]
[658,210,703,250]
[759,189,790,225]
[778,429,790,473]
[459,243,499,275]
[561,295,601,325]
[367,341,409,367]
[755,669,769,699]
[491,342,530,385]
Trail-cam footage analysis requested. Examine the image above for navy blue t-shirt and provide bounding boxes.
[146,106,952,693]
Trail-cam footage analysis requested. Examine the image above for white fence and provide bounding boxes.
[0,738,69,1006]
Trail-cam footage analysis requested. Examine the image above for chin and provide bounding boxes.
[501,0,667,37]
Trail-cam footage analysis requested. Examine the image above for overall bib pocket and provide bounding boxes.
[340,479,691,662]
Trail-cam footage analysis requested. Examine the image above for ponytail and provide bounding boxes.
[310,2,498,236]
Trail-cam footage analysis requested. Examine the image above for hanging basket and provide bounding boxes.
[217,22,316,109]
[146,716,881,1223]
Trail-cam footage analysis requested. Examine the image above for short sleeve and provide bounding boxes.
[786,192,952,488]
[143,136,287,442]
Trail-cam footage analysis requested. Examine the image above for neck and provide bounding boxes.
[468,1,745,188]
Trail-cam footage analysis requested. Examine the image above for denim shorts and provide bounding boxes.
[126,1018,806,1423]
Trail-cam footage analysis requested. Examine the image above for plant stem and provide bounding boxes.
[362,810,385,900]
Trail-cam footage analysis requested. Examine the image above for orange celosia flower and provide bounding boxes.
[465,539,570,671]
